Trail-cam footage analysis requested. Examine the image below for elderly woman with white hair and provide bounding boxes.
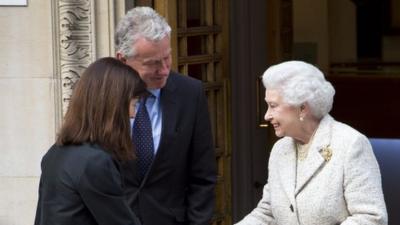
[236,61,387,225]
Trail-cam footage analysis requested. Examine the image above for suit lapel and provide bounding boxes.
[294,115,334,196]
[158,74,178,154]
[294,145,325,195]
[278,140,297,203]
[145,73,179,180]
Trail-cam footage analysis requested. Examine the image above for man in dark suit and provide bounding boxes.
[115,6,217,225]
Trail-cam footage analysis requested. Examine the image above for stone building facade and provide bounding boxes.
[0,1,126,224]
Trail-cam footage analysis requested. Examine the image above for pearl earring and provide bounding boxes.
[299,117,304,121]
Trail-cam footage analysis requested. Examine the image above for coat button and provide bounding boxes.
[290,204,294,212]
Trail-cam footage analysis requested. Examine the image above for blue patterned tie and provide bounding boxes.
[132,96,154,179]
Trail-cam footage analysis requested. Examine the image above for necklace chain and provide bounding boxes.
[295,129,317,161]
[296,142,311,161]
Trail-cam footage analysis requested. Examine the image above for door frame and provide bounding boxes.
[230,0,270,221]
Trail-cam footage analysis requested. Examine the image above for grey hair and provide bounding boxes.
[262,61,335,119]
[115,7,171,57]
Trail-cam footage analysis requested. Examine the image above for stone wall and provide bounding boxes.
[0,1,125,224]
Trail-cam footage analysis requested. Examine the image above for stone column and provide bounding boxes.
[52,0,97,118]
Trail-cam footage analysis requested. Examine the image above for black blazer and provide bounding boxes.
[122,72,217,225]
[34,143,140,225]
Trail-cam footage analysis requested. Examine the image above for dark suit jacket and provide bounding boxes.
[122,72,217,225]
[34,143,140,225]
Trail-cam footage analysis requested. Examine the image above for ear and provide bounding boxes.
[299,103,309,117]
[116,52,126,63]
[300,104,306,112]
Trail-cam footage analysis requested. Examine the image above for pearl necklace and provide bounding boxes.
[295,129,317,161]
[296,142,312,161]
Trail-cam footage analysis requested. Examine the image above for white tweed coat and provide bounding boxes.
[236,115,387,225]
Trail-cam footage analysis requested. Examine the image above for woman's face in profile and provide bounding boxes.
[129,98,139,118]
[264,89,300,138]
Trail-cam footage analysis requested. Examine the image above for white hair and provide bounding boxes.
[115,7,171,57]
[262,61,335,119]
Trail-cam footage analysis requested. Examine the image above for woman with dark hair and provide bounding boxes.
[34,57,146,225]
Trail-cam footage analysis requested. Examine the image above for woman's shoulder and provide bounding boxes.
[42,143,114,174]
[43,143,117,182]
[274,136,293,147]
[270,137,292,157]
[47,143,111,159]
[316,115,366,144]
[327,117,373,160]
[40,143,121,195]
[331,118,366,142]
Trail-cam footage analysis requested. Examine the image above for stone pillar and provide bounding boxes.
[52,0,97,116]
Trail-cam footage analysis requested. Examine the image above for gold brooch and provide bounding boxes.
[320,145,332,162]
